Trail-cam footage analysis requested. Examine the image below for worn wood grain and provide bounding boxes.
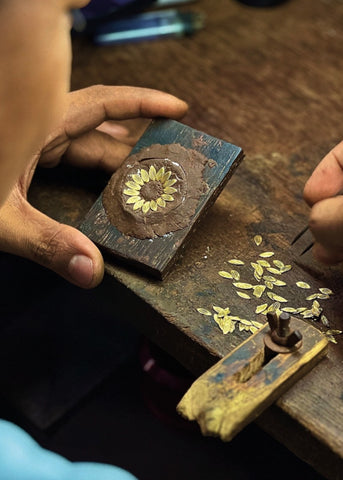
[28,0,343,477]
[177,318,328,441]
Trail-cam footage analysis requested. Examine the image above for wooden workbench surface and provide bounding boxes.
[29,0,343,477]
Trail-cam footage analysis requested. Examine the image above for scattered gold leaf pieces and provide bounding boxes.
[306,293,318,301]
[251,320,264,328]
[236,291,251,299]
[230,270,240,281]
[254,235,263,246]
[319,287,333,295]
[267,292,288,303]
[218,270,233,279]
[267,267,282,275]
[228,259,245,265]
[257,259,271,268]
[273,279,287,287]
[253,285,266,298]
[197,308,212,316]
[259,251,275,258]
[326,329,342,336]
[296,281,311,289]
[321,315,330,327]
[256,303,268,314]
[233,282,254,290]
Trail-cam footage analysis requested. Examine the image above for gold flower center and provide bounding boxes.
[140,181,164,201]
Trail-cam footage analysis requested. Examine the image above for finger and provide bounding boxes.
[63,85,188,138]
[41,130,132,171]
[96,118,151,146]
[304,141,343,206]
[64,130,132,172]
[308,195,343,265]
[0,199,104,288]
[312,242,343,265]
[96,121,130,139]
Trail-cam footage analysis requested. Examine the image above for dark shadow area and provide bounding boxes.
[0,253,324,479]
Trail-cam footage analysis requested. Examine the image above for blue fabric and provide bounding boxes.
[0,420,137,480]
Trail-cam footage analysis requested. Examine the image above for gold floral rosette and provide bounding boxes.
[102,143,209,239]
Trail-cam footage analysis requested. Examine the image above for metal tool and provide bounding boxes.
[291,225,314,256]
[292,188,343,255]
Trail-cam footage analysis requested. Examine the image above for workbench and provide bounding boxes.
[28,0,343,477]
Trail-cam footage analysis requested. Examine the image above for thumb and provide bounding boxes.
[0,200,104,288]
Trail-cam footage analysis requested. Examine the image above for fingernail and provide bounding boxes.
[68,255,94,287]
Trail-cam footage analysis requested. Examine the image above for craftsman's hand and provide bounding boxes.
[0,86,188,287]
[303,140,343,264]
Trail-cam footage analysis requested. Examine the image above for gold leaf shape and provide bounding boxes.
[125,181,141,190]
[239,319,252,326]
[124,188,140,196]
[306,293,318,300]
[256,304,268,314]
[267,292,287,303]
[317,293,330,299]
[267,302,281,313]
[218,271,233,279]
[319,287,333,295]
[142,201,150,214]
[228,259,245,265]
[161,194,174,201]
[296,281,311,289]
[236,291,250,299]
[254,235,262,246]
[233,282,254,289]
[294,307,307,313]
[257,259,271,267]
[259,252,275,258]
[267,267,282,275]
[254,271,262,282]
[273,279,287,287]
[132,174,144,186]
[164,186,177,194]
[264,275,276,282]
[280,265,292,273]
[161,171,172,183]
[157,198,166,208]
[149,165,156,180]
[252,320,264,328]
[150,200,157,211]
[155,167,165,181]
[197,308,212,316]
[273,259,284,268]
[253,285,266,298]
[230,270,240,281]
[163,178,177,187]
[326,329,342,335]
[126,196,141,204]
[282,307,297,313]
[133,199,145,210]
[140,169,149,182]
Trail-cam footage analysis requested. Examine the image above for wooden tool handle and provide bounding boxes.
[177,319,328,441]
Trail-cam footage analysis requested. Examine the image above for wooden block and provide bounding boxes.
[79,119,243,279]
[177,317,328,441]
